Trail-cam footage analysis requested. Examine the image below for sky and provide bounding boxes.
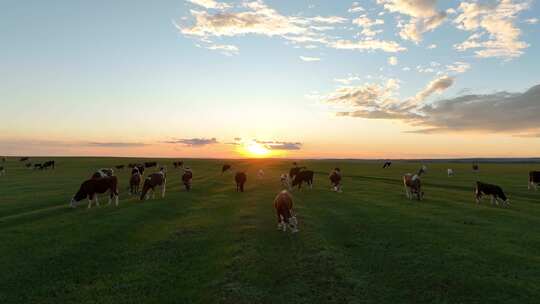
[1,0,539,159]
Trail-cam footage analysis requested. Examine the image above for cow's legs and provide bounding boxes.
[94,195,100,207]
[276,212,283,230]
[87,195,93,208]
[161,181,166,198]
[491,195,496,205]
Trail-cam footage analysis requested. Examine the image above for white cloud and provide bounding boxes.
[524,18,538,24]
[206,43,239,55]
[427,43,437,49]
[445,61,471,74]
[388,56,398,65]
[453,0,530,59]
[300,56,321,62]
[353,15,385,37]
[330,38,406,53]
[186,0,230,10]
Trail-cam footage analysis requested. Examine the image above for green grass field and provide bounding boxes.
[0,157,539,303]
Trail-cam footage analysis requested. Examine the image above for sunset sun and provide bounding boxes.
[245,142,270,157]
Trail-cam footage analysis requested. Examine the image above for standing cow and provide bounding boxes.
[182,168,193,191]
[273,190,298,233]
[222,164,231,175]
[280,173,291,190]
[329,168,342,192]
[475,181,509,206]
[129,168,141,195]
[0,166,5,176]
[292,170,314,190]
[235,172,247,192]
[447,168,454,177]
[529,171,540,190]
[382,161,392,168]
[403,166,426,200]
[140,168,167,200]
[42,160,55,170]
[70,176,119,208]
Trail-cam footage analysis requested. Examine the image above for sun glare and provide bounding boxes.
[245,142,270,157]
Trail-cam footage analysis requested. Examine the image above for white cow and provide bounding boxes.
[447,168,454,177]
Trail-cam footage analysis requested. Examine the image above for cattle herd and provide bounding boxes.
[1,156,539,233]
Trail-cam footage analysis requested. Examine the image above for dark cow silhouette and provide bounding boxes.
[292,170,314,189]
[235,172,247,192]
[472,163,479,172]
[273,190,298,232]
[129,169,141,195]
[42,160,55,169]
[33,163,43,170]
[140,169,166,200]
[329,168,342,192]
[144,162,158,168]
[222,164,231,174]
[1,157,6,162]
[382,161,392,168]
[528,171,540,190]
[475,181,509,206]
[173,161,184,169]
[0,166,5,176]
[71,176,119,208]
[182,168,193,191]
[19,157,29,162]
[115,164,125,170]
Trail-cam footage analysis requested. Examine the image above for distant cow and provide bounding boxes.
[235,172,247,192]
[273,190,298,233]
[115,165,125,170]
[472,163,479,172]
[292,170,314,189]
[19,157,29,162]
[33,163,43,170]
[257,169,265,179]
[70,176,119,208]
[173,161,184,169]
[403,166,426,200]
[0,166,5,176]
[528,171,540,190]
[182,168,193,191]
[92,168,114,179]
[222,164,231,174]
[1,157,6,162]
[42,160,55,170]
[382,161,392,168]
[140,168,167,200]
[329,168,342,192]
[129,168,141,195]
[447,168,454,177]
[280,173,291,190]
[144,161,158,168]
[289,166,306,180]
[475,181,509,206]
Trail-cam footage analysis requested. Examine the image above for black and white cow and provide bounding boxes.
[33,163,43,170]
[173,161,184,169]
[92,168,114,179]
[329,168,342,192]
[42,160,55,170]
[235,172,247,192]
[289,166,306,180]
[140,168,166,200]
[292,170,314,190]
[182,168,193,191]
[382,161,392,168]
[71,176,119,208]
[129,168,141,195]
[528,171,540,191]
[475,181,509,206]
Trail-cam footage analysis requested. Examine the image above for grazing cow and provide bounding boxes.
[403,166,426,200]
[140,168,167,200]
[182,168,193,191]
[447,168,454,177]
[115,164,125,170]
[289,166,306,180]
[19,157,29,162]
[144,161,158,168]
[42,160,55,170]
[528,171,540,190]
[382,161,392,168]
[475,181,509,206]
[472,163,479,172]
[70,176,119,208]
[280,173,291,190]
[173,161,184,169]
[222,164,231,174]
[329,168,342,192]
[92,168,114,179]
[292,170,314,189]
[273,190,298,233]
[129,168,141,195]
[33,163,43,170]
[0,166,5,176]
[235,172,247,192]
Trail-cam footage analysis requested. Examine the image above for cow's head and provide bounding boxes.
[71,187,87,206]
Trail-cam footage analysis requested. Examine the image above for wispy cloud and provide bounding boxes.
[87,142,148,147]
[186,0,230,10]
[256,140,302,150]
[300,56,321,62]
[164,137,219,146]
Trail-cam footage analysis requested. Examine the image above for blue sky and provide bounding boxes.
[1,0,539,158]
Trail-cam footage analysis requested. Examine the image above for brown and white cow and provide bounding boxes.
[329,168,342,192]
[71,176,119,208]
[182,168,193,191]
[235,172,247,192]
[140,168,167,200]
[475,181,509,206]
[280,173,291,190]
[273,190,298,233]
[403,165,426,200]
[292,170,314,190]
[529,171,540,190]
[129,168,141,195]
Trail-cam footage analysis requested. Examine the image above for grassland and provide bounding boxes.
[0,157,539,303]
